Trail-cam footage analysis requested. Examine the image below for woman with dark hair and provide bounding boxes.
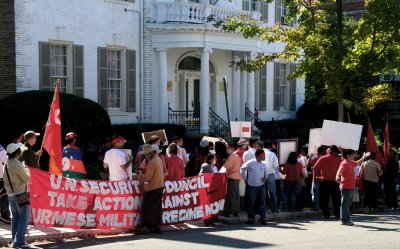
[214,141,228,171]
[164,143,185,181]
[199,154,218,174]
[360,152,383,214]
[281,152,304,211]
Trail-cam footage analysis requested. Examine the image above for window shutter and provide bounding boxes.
[274,62,280,111]
[73,45,84,97]
[290,63,297,111]
[261,1,268,21]
[242,0,250,11]
[98,47,108,109]
[275,0,282,24]
[260,64,267,111]
[126,49,136,112]
[39,42,51,91]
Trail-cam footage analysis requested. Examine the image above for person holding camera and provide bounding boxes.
[3,143,31,248]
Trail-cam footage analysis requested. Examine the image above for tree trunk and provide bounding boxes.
[338,96,344,122]
[336,0,344,122]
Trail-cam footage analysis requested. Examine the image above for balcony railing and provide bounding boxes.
[152,2,260,24]
[209,108,231,142]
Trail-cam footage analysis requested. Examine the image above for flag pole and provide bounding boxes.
[39,79,59,163]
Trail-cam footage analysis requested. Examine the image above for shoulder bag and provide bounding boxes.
[5,165,30,207]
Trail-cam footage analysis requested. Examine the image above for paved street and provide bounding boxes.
[31,210,400,249]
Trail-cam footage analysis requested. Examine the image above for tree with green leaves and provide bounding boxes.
[212,0,400,121]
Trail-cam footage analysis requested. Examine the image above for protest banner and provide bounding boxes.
[308,128,322,155]
[142,130,168,146]
[320,120,363,150]
[230,121,251,138]
[29,168,227,229]
[277,138,298,164]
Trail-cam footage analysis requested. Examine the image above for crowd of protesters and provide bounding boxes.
[1,131,400,242]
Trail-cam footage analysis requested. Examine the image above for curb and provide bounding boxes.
[0,211,320,247]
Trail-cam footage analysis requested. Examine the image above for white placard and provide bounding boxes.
[320,120,363,150]
[277,139,298,165]
[308,128,322,155]
[230,121,252,138]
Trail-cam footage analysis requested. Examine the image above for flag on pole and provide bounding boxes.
[383,113,390,164]
[42,81,63,175]
[366,119,383,165]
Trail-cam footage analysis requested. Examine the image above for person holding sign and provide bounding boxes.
[221,143,242,217]
[135,144,165,234]
[240,149,268,225]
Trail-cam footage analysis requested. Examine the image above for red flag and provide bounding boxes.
[42,81,62,175]
[383,113,390,164]
[366,119,383,165]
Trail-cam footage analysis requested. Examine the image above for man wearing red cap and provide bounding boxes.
[62,132,87,179]
[103,136,133,181]
[235,139,249,163]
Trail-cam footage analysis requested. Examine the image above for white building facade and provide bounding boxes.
[12,0,305,134]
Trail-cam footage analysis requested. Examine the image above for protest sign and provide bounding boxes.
[230,121,251,138]
[277,138,298,164]
[142,130,168,146]
[320,120,363,150]
[202,136,221,144]
[29,168,227,229]
[308,128,322,155]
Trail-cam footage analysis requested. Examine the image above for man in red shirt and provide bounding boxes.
[314,145,342,218]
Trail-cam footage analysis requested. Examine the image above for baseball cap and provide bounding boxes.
[112,136,127,145]
[65,132,78,140]
[24,130,40,140]
[6,143,22,154]
[151,144,162,154]
[237,139,249,145]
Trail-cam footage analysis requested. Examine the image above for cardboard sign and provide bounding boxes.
[230,121,252,138]
[308,128,322,155]
[142,129,168,146]
[277,138,298,164]
[320,120,363,150]
[202,136,221,144]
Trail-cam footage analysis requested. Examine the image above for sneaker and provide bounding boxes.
[245,219,255,224]
[341,221,354,226]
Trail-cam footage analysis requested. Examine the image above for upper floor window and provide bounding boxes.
[275,0,296,26]
[274,62,297,111]
[255,64,267,111]
[98,47,136,112]
[39,42,84,97]
[242,0,268,21]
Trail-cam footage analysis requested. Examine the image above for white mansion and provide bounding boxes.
[6,0,305,134]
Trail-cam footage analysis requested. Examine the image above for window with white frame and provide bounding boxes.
[39,42,84,96]
[107,50,122,109]
[256,64,267,111]
[242,0,268,20]
[275,0,295,26]
[274,62,297,111]
[98,47,136,112]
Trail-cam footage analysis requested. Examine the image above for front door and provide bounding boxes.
[186,78,200,118]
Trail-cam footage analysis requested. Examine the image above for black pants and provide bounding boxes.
[0,180,10,220]
[384,181,398,209]
[319,180,341,218]
[363,180,378,209]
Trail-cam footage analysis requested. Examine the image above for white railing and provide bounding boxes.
[153,2,260,24]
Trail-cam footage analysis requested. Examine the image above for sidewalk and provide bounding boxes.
[0,209,320,247]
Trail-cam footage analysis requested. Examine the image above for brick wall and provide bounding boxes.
[0,0,16,99]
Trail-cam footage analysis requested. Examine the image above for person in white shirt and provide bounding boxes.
[263,141,280,214]
[241,149,268,225]
[103,136,133,181]
[172,136,189,166]
[242,139,259,164]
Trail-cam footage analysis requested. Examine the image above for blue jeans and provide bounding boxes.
[247,185,266,220]
[340,189,354,224]
[283,181,297,211]
[266,173,278,213]
[8,195,30,247]
[311,181,320,211]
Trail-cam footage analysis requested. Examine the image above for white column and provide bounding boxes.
[247,55,255,114]
[233,56,241,121]
[158,48,168,123]
[241,70,248,120]
[200,48,211,134]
